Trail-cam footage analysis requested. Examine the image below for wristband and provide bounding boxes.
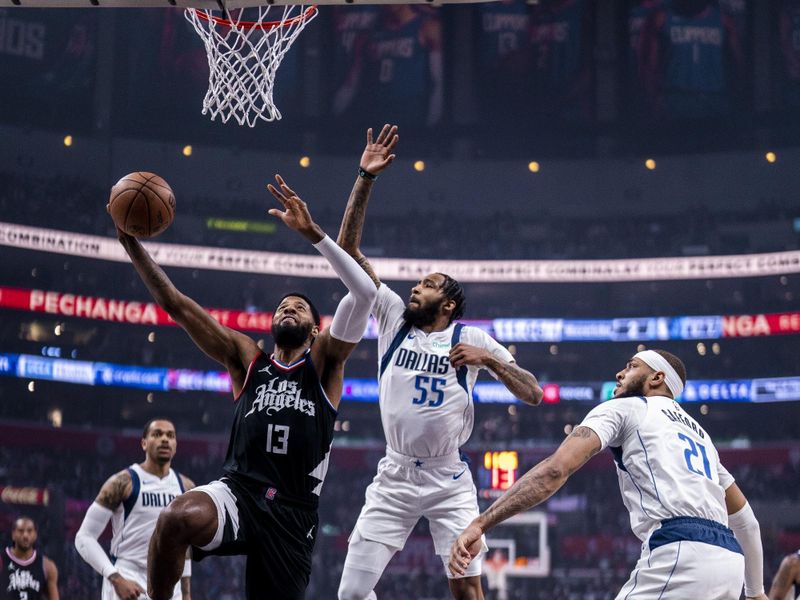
[358,167,377,181]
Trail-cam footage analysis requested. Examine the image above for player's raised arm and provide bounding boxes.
[112,219,258,393]
[268,175,377,406]
[335,124,399,288]
[449,426,601,576]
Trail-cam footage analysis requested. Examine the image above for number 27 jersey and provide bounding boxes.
[374,285,514,458]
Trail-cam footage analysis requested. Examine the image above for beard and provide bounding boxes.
[402,300,441,328]
[272,320,312,350]
[613,373,647,398]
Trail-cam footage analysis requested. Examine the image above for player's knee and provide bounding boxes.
[337,571,375,600]
[448,575,483,600]
[155,495,214,546]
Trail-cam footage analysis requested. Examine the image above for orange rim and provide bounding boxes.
[192,5,318,30]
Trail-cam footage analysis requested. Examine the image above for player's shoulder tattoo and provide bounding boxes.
[96,469,133,510]
[569,426,595,440]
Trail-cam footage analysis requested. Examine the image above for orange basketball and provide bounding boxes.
[108,172,175,238]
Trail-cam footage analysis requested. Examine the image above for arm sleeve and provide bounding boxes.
[74,502,117,579]
[727,501,765,597]
[578,398,647,450]
[313,236,378,343]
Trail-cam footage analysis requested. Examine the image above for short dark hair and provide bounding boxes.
[12,516,35,532]
[437,273,466,324]
[278,292,321,326]
[142,418,175,440]
[652,349,687,385]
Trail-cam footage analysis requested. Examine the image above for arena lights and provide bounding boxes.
[147,331,156,343]
[27,381,35,393]
[48,407,62,428]
[299,156,310,168]
[182,145,193,157]
[528,161,540,173]
[413,160,425,172]
[645,158,656,170]
[63,135,73,147]
[765,151,777,163]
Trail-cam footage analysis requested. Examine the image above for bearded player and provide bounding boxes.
[114,175,377,600]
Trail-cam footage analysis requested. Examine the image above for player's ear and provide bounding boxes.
[310,324,320,340]
[649,370,666,390]
[442,297,456,317]
[141,437,147,452]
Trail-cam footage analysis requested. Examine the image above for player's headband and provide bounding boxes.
[633,350,684,398]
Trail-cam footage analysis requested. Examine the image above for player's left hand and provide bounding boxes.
[449,343,491,368]
[267,175,324,243]
[360,124,398,176]
[448,522,483,577]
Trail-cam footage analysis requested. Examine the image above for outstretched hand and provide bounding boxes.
[267,175,324,243]
[360,124,398,176]
[448,522,484,577]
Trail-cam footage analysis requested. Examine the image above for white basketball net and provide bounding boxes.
[185,5,318,127]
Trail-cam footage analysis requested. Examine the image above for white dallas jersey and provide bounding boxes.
[580,395,734,541]
[375,285,513,457]
[109,463,185,570]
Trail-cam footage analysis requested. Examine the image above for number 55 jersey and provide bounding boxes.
[374,284,514,459]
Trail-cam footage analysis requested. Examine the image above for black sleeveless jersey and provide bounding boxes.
[223,350,336,509]
[1,548,46,600]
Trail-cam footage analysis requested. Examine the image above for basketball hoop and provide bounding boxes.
[185,3,318,127]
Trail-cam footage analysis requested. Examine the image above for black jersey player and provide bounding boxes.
[1,517,59,600]
[112,175,377,600]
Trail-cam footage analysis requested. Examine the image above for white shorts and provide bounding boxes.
[616,519,745,600]
[100,557,181,600]
[351,448,487,576]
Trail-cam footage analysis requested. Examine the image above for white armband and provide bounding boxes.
[75,502,118,579]
[728,502,765,597]
[182,558,192,578]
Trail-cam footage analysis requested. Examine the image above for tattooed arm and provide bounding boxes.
[76,470,147,599]
[114,228,257,395]
[95,469,133,510]
[336,124,399,289]
[449,426,602,576]
[449,344,543,406]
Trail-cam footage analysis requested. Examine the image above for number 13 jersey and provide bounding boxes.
[374,285,514,458]
[222,350,336,508]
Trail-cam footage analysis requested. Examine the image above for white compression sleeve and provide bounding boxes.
[728,502,765,596]
[75,502,117,579]
[313,236,377,343]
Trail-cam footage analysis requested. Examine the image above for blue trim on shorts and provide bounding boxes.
[649,516,743,555]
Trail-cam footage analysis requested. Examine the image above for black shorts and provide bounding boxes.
[192,477,319,600]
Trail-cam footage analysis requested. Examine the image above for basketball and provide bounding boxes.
[108,172,175,238]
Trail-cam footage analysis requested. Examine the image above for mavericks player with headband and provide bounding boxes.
[114,175,377,600]
[450,349,769,600]
[336,125,544,600]
[75,418,193,600]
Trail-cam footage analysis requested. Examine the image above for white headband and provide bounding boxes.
[633,350,684,398]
